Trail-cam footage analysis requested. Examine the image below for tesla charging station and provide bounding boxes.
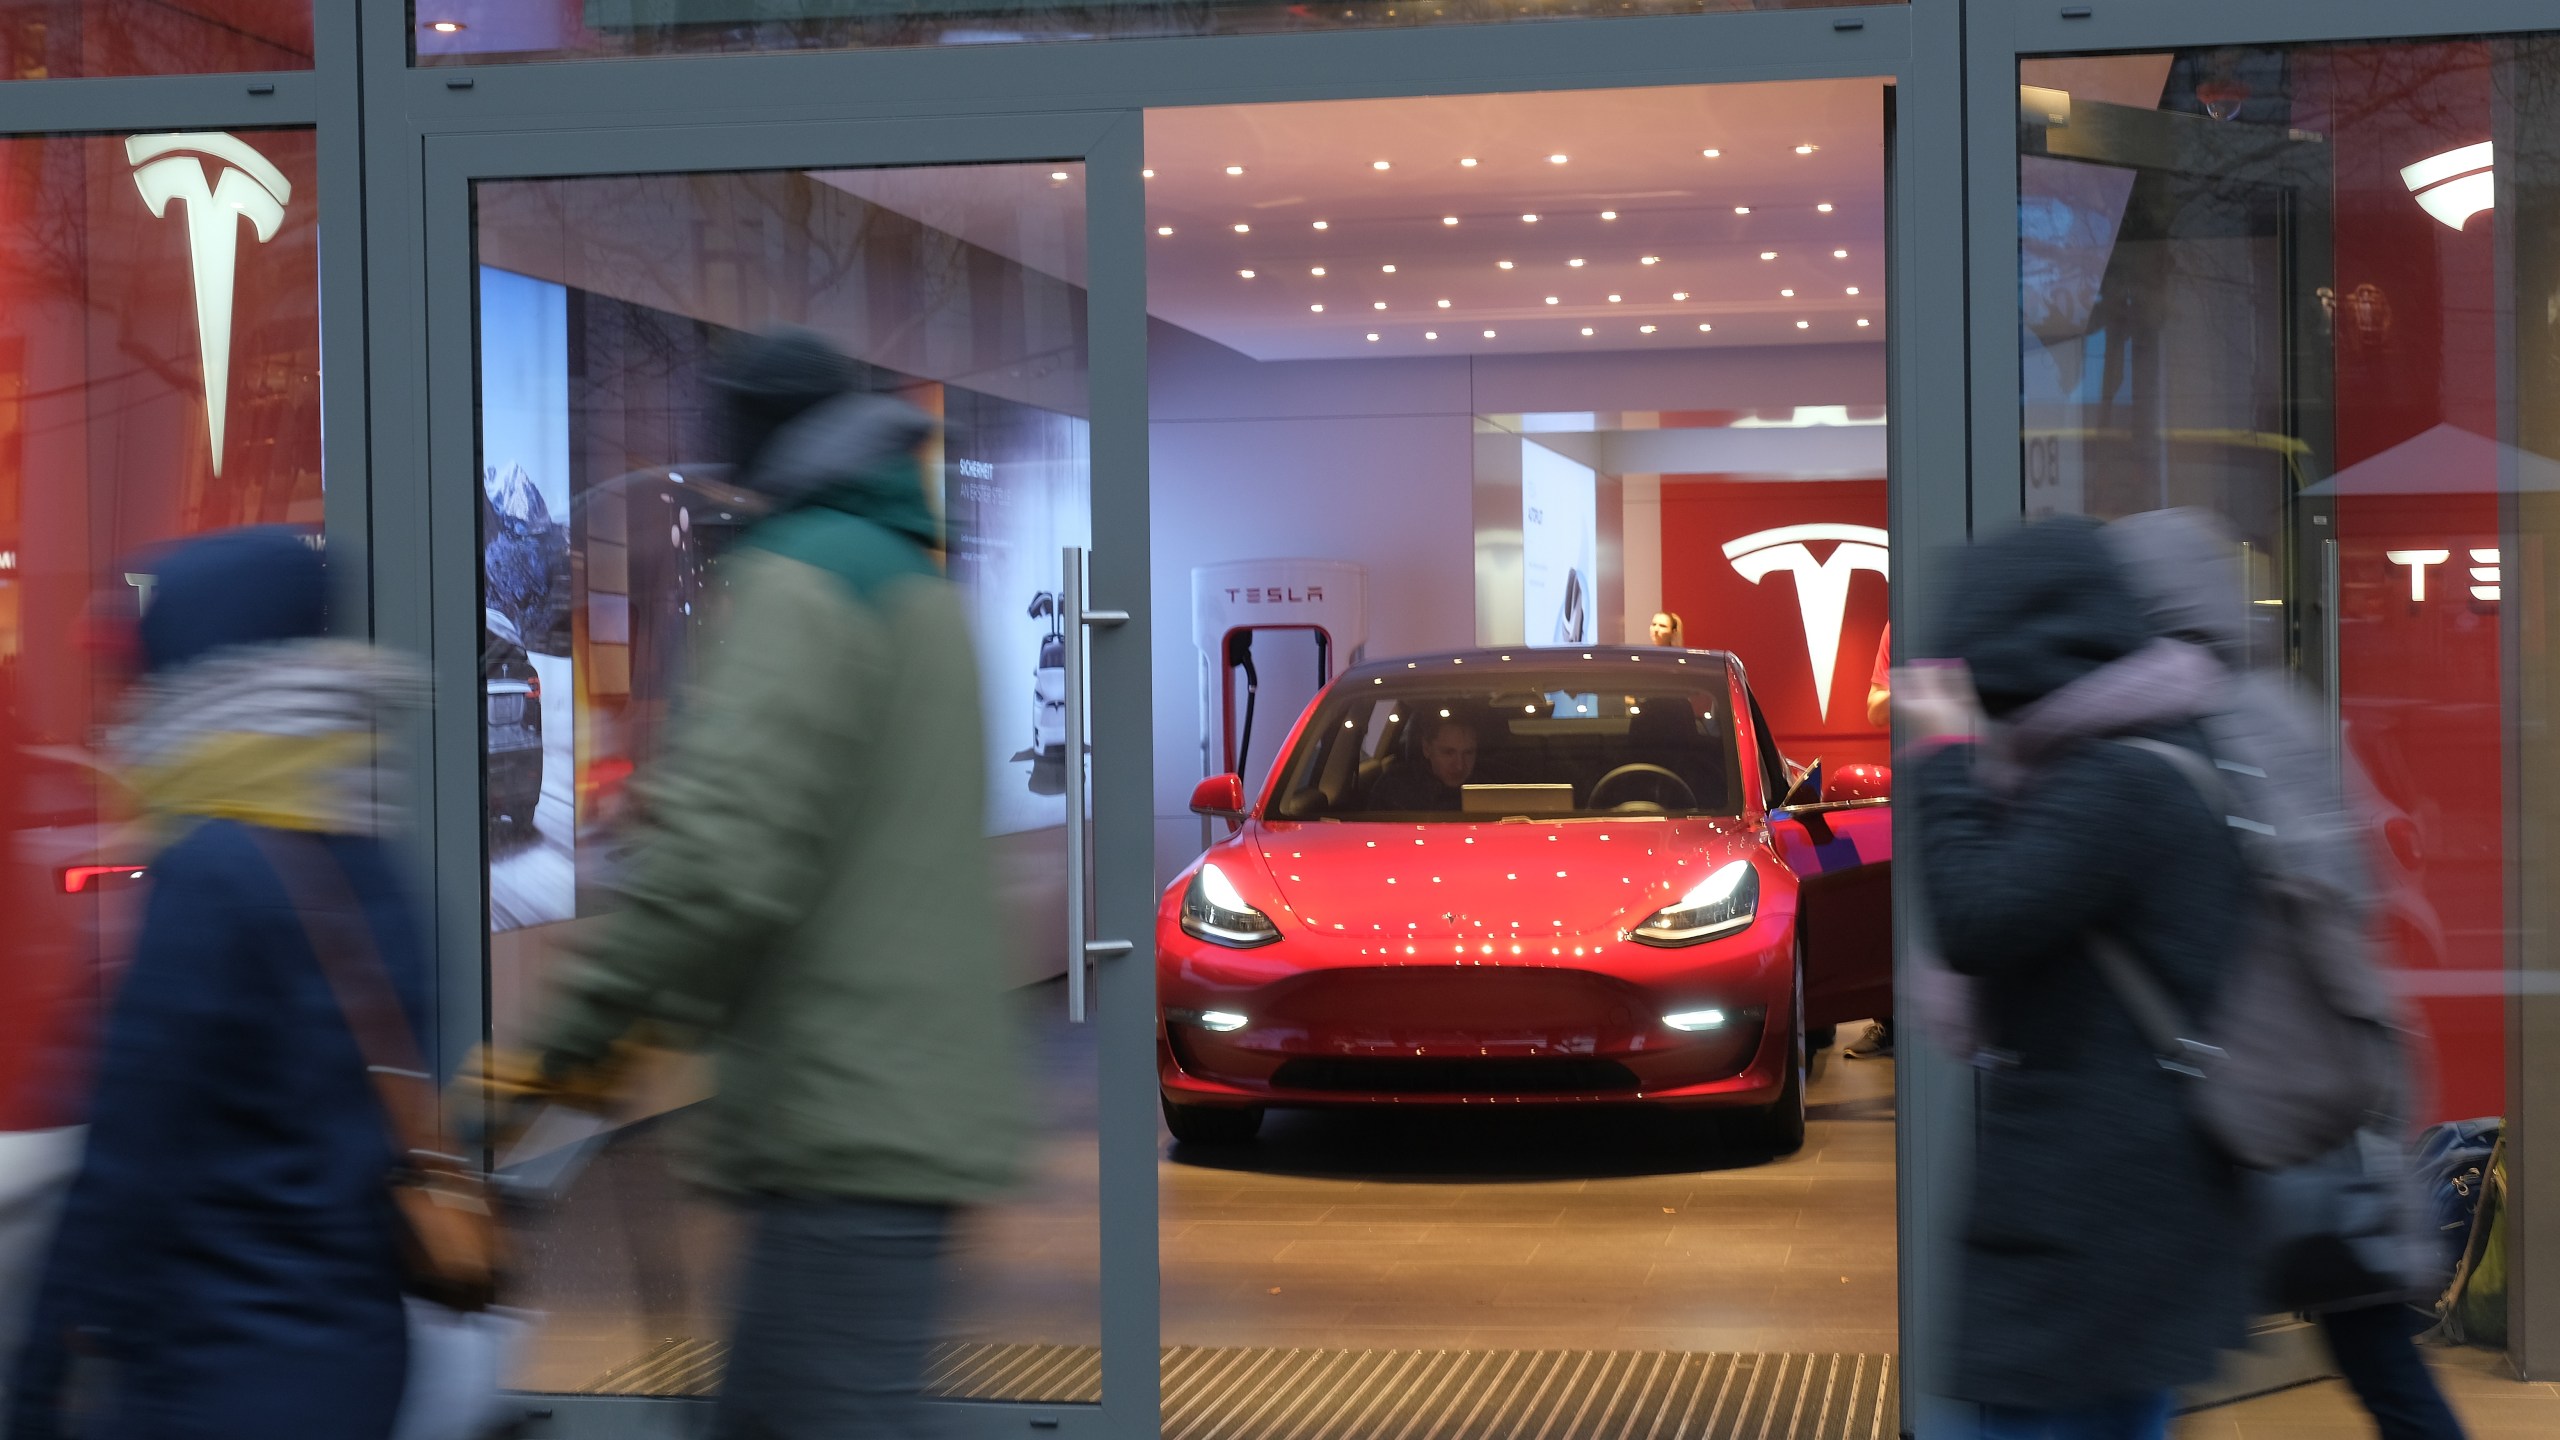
[1192,560,1368,830]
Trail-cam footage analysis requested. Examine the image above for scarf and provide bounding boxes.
[1976,639,2225,794]
[117,639,426,848]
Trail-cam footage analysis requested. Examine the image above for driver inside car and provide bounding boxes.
[1368,712,1479,811]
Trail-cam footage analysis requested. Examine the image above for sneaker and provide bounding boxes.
[1843,1020,1895,1060]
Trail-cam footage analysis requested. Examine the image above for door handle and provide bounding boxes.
[1061,547,1132,1023]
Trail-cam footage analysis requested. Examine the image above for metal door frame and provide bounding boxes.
[1965,0,2560,1391]
[346,3,1971,1438]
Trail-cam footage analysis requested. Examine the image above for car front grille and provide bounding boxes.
[1268,1056,1642,1094]
[486,693,528,726]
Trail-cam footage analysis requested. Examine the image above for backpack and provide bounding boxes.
[2413,1117,2502,1285]
[2091,695,2406,1171]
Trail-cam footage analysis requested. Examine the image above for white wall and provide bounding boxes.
[1146,324,1885,889]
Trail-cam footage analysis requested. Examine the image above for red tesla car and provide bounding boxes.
[1157,647,1891,1153]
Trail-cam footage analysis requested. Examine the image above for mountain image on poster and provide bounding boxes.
[483,461,572,655]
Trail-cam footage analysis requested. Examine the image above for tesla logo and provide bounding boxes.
[128,132,293,477]
[2401,142,2492,231]
[1724,524,1890,720]
[2388,547,2501,602]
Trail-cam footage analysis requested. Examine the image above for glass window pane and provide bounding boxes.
[0,127,323,1126]
[415,0,1901,66]
[2014,32,2560,1410]
[1,3,312,78]
[475,161,1098,1402]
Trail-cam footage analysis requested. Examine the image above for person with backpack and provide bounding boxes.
[2104,508,2464,1440]
[8,528,431,1440]
[1906,516,2258,1439]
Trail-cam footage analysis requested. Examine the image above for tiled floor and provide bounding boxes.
[2177,1344,2560,1437]
[1158,1036,1900,1352]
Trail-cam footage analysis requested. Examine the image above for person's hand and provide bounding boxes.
[1891,660,1982,746]
[450,1041,635,1151]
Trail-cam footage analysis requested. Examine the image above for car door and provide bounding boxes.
[1748,689,1894,1031]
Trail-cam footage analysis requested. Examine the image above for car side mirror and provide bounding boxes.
[1825,762,1892,803]
[1190,773,1248,821]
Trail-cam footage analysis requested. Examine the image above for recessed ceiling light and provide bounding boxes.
[1781,288,1796,297]
[1521,213,1540,223]
[1311,266,1326,276]
[1834,248,1850,258]
[1640,324,1658,334]
[1437,298,1452,308]
[1049,171,1069,181]
[1640,256,1661,265]
[1699,322,1714,332]
[1795,144,1818,155]
[1310,304,1325,313]
[1239,269,1256,278]
[1734,205,1751,215]
[1156,226,1173,236]
[1367,332,1381,341]
[1672,291,1689,301]
[1857,318,1872,327]
[1760,251,1777,261]
[1483,329,1497,338]
[1382,264,1397,273]
[1549,154,1569,165]
[1312,220,1330,230]
[1226,165,1245,176]
[1600,210,1618,221]
[1373,160,1392,171]
[1373,301,1387,310]
[1568,258,1586,268]
[1443,216,1460,226]
[1142,168,1155,179]
[1581,327,1595,336]
[1233,223,1250,233]
[1498,260,1515,270]
[427,19,466,33]
[1608,294,1623,303]
[1817,202,1835,213]
[1425,331,1439,339]
[1846,286,1861,296]
[1702,148,1722,158]
[1460,157,1478,168]
[1545,296,1560,305]
[1796,319,1811,329]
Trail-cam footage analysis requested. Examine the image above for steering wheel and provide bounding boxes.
[1589,763,1697,813]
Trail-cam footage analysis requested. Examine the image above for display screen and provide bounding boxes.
[1269,661,1744,821]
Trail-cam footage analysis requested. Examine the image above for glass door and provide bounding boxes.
[422,114,1158,1440]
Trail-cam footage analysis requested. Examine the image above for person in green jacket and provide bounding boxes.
[517,329,1028,1439]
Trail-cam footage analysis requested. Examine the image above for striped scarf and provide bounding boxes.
[117,639,426,847]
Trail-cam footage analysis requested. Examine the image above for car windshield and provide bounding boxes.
[1269,658,1746,822]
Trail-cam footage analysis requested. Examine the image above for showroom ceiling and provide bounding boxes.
[818,78,1887,363]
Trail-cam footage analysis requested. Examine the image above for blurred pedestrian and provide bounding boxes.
[9,527,430,1440]
[493,329,1028,1440]
[1908,516,2254,1440]
[2106,509,2464,1440]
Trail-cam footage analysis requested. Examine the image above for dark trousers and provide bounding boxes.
[2318,1303,2468,1440]
[714,1195,956,1440]
[1977,1390,2170,1440]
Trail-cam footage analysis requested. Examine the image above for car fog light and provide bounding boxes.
[1663,1009,1727,1031]
[1199,1011,1249,1032]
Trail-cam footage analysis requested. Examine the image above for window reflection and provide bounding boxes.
[0,2,311,78]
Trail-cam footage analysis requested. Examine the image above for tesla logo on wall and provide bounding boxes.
[128,132,294,477]
[2401,141,2493,231]
[1724,524,1890,720]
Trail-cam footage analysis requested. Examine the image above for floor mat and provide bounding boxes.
[582,1341,1900,1439]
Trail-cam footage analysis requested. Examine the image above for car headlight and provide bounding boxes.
[1632,860,1759,945]
[1180,861,1281,947]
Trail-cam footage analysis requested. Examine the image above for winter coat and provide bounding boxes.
[530,387,1029,1205]
[1910,517,2257,1409]
[11,529,430,1440]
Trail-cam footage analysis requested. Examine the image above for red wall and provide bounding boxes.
[2308,42,2506,1122]
[1659,477,1891,771]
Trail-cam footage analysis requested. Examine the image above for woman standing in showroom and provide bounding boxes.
[1905,518,2255,1440]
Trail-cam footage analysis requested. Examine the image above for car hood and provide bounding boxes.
[1250,817,1765,942]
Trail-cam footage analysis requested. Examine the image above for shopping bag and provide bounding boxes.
[391,1298,538,1440]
